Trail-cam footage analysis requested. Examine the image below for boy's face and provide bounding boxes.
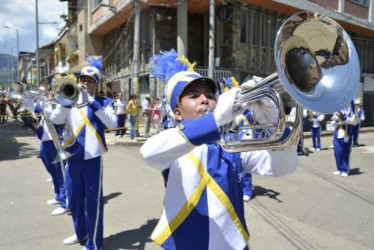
[80,76,97,96]
[175,81,216,121]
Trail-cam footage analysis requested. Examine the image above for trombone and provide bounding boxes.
[219,12,360,153]
[10,82,73,163]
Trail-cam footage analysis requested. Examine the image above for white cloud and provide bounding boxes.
[0,0,67,55]
[42,26,59,41]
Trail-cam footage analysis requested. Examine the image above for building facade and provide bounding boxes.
[55,0,374,124]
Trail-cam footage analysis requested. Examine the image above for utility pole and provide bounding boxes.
[177,0,187,56]
[11,48,14,83]
[15,29,19,82]
[4,26,19,82]
[132,0,140,97]
[208,0,215,78]
[35,0,40,88]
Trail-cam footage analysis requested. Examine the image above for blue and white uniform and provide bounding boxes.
[50,94,117,250]
[310,112,325,150]
[141,113,298,250]
[331,101,357,175]
[231,110,255,199]
[27,102,67,209]
[353,107,365,146]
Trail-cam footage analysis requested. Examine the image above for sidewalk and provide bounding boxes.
[303,125,374,138]
[105,123,374,144]
[105,125,160,146]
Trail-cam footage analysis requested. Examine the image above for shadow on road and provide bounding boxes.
[104,218,157,250]
[0,142,39,161]
[348,167,364,176]
[0,120,39,161]
[104,192,122,204]
[251,185,283,203]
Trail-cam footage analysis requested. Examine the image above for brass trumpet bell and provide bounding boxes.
[53,77,80,107]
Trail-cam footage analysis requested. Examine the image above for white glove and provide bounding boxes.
[79,84,95,104]
[23,97,35,112]
[214,88,243,127]
[241,76,263,91]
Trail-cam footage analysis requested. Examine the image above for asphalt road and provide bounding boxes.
[1,120,373,250]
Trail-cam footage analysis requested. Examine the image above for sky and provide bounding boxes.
[0,0,68,56]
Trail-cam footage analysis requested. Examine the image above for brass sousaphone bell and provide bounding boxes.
[219,12,360,152]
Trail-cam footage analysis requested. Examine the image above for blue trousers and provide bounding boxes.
[311,127,321,149]
[333,136,353,174]
[352,123,361,146]
[129,115,137,140]
[40,140,66,208]
[243,173,253,197]
[66,156,103,250]
[115,114,126,136]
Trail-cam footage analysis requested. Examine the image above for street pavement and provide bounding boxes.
[1,119,374,250]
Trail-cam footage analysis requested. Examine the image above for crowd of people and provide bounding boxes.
[13,51,366,250]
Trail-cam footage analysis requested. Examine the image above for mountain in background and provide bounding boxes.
[0,54,17,87]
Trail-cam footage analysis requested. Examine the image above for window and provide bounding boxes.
[92,0,102,9]
[349,0,369,7]
[240,8,247,43]
[240,6,280,48]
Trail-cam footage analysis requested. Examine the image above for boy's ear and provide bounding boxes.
[174,107,183,121]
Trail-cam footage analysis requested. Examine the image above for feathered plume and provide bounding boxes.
[84,55,103,72]
[219,76,239,93]
[150,49,196,82]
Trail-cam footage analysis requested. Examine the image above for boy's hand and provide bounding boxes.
[79,84,94,104]
[214,88,242,127]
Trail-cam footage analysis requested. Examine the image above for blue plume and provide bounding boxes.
[85,56,103,72]
[217,78,224,95]
[150,49,188,82]
[224,77,234,89]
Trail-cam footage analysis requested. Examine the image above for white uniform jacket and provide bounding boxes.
[50,94,117,160]
[331,102,357,141]
[310,112,325,128]
[141,113,298,250]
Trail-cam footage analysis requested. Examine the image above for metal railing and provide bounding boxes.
[195,66,232,81]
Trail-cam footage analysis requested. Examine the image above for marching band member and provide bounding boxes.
[309,111,325,151]
[24,92,68,216]
[353,98,365,147]
[141,50,298,249]
[331,100,357,177]
[230,109,254,202]
[49,56,117,250]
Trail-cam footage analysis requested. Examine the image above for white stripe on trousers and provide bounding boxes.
[93,157,103,250]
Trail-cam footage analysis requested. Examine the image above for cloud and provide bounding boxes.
[0,0,67,55]
[42,26,60,41]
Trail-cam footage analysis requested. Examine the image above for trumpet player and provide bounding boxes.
[309,111,325,151]
[24,92,68,216]
[140,52,298,250]
[49,56,117,250]
[352,98,365,147]
[331,100,357,177]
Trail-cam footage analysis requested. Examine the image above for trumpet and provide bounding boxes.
[219,12,360,152]
[52,76,80,107]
